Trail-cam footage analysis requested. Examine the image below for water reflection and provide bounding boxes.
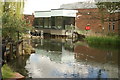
[25,39,118,78]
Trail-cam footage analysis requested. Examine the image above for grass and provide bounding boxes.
[85,35,120,46]
[2,64,15,79]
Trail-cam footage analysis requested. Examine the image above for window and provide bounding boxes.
[112,22,115,31]
[108,23,111,31]
[56,17,63,29]
[44,18,49,28]
[51,17,55,26]
[34,18,44,28]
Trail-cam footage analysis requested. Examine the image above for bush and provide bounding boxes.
[85,36,120,46]
[2,64,15,79]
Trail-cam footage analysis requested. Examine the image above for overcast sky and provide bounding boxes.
[23,0,91,14]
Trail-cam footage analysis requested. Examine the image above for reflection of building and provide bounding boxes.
[74,45,118,64]
[74,44,118,78]
[32,39,75,62]
[33,9,77,35]
[31,39,118,78]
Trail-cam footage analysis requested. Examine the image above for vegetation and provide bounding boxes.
[85,35,120,46]
[2,64,15,79]
[1,1,31,79]
[2,1,30,41]
[96,2,120,13]
[96,2,120,33]
[0,0,2,37]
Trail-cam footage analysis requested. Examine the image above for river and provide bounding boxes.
[7,38,119,78]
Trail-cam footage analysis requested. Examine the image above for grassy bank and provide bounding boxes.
[2,64,15,79]
[85,36,120,46]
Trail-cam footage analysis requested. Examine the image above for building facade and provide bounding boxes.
[23,2,120,36]
[75,8,120,35]
[33,9,77,35]
[24,14,34,26]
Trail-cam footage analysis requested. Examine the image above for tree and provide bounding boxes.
[96,2,120,13]
[2,1,30,41]
[96,2,120,33]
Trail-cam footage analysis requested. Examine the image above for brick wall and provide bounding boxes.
[75,8,120,35]
[23,14,34,27]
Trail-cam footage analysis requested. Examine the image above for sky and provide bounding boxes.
[23,0,90,14]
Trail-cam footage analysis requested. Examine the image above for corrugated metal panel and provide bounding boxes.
[63,10,78,17]
[34,9,78,17]
[51,10,64,16]
[34,11,51,17]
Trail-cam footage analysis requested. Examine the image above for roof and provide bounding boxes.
[60,2,97,9]
[34,9,78,18]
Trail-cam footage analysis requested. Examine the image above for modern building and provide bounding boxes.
[23,1,120,36]
[33,9,78,36]
[61,2,120,35]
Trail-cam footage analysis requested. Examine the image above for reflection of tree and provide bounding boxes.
[7,55,30,77]
[96,2,120,34]
[33,39,62,52]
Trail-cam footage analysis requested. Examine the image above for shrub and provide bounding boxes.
[85,36,120,46]
[2,64,15,79]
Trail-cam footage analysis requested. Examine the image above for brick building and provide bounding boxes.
[23,14,34,26]
[61,2,120,35]
[75,8,120,35]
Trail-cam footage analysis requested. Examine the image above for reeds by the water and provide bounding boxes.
[85,36,120,46]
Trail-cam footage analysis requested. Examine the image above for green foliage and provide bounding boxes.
[2,13,28,40]
[85,36,120,46]
[3,2,24,18]
[2,64,15,79]
[2,1,31,40]
[96,2,120,13]
[96,2,120,30]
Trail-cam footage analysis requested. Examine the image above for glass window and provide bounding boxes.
[64,17,75,30]
[44,18,49,28]
[34,18,44,28]
[39,18,44,28]
[51,17,55,26]
[48,18,51,28]
[108,23,111,31]
[55,17,63,29]
[112,22,115,31]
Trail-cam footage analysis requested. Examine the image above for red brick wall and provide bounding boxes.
[24,14,34,26]
[75,8,120,34]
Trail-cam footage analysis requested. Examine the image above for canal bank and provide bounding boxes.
[3,38,118,78]
[2,35,119,78]
[2,64,25,80]
[84,35,120,47]
[2,37,35,79]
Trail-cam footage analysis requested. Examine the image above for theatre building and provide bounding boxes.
[33,9,77,36]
